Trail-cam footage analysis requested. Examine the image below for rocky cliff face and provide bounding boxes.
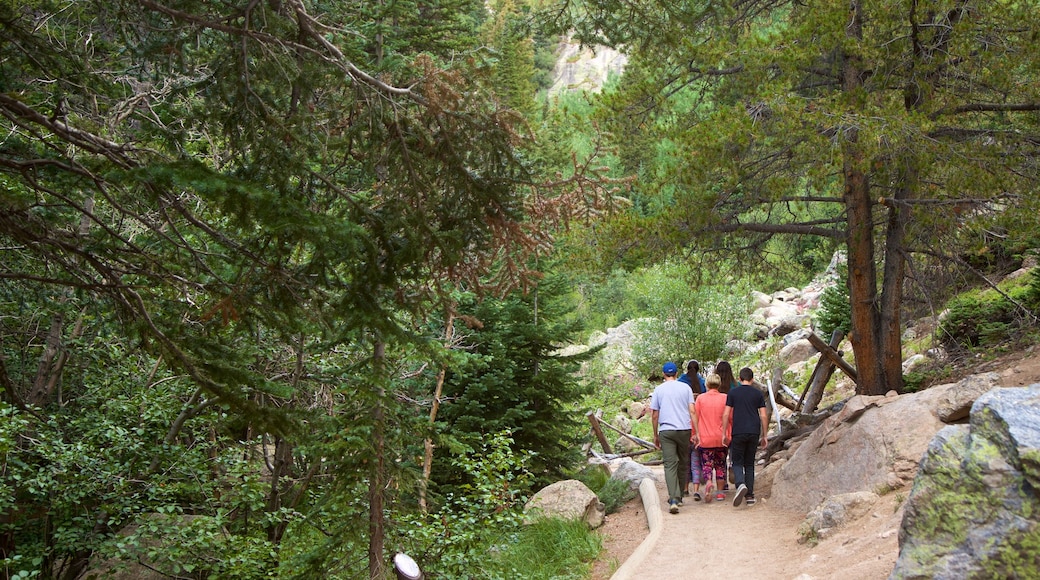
[548,36,627,95]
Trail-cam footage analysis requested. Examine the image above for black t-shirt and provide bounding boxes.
[726,383,766,435]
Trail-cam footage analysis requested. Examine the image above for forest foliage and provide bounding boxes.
[1,0,1039,578]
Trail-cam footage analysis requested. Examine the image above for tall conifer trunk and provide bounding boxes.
[841,0,894,396]
[368,340,387,579]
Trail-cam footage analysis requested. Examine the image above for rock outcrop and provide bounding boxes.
[891,385,1040,579]
[770,371,1008,514]
[523,479,606,529]
[548,37,627,95]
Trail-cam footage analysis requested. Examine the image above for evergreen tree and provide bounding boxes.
[550,0,1040,395]
[0,0,625,576]
[434,274,592,490]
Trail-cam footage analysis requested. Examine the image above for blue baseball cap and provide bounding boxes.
[662,361,678,374]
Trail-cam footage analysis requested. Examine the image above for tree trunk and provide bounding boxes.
[841,0,893,396]
[368,340,387,580]
[420,312,455,513]
[879,164,911,394]
[266,436,293,544]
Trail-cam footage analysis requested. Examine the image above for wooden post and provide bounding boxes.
[799,330,848,413]
[586,410,613,454]
[806,330,857,382]
[597,417,655,449]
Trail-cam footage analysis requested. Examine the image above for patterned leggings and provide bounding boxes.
[689,446,702,484]
[699,447,728,484]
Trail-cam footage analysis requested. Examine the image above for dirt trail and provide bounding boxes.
[595,466,903,580]
[594,347,1040,580]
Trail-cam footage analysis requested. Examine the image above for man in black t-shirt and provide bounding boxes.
[722,367,768,507]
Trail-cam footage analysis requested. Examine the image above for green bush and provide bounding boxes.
[572,465,610,492]
[489,517,602,580]
[1028,268,1040,310]
[596,477,637,515]
[816,263,851,337]
[939,282,1035,349]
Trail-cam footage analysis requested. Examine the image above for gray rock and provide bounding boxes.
[612,413,632,434]
[610,458,656,490]
[751,290,773,309]
[800,491,879,540]
[901,354,929,374]
[936,372,1000,423]
[613,434,642,453]
[523,479,605,529]
[779,338,817,366]
[772,385,953,514]
[891,385,1040,579]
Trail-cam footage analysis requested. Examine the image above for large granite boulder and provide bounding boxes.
[523,479,605,529]
[891,385,1040,579]
[771,383,963,513]
[935,372,1001,423]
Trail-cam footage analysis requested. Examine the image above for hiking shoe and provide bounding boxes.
[746,497,757,506]
[733,484,748,507]
[668,499,679,514]
[693,493,702,502]
[715,493,726,502]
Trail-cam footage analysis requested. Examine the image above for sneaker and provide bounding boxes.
[693,493,702,502]
[668,499,680,514]
[733,484,748,507]
[715,493,726,502]
[746,497,757,506]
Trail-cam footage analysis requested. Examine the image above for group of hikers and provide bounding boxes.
[650,360,769,514]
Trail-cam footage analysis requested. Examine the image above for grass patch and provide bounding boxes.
[490,517,602,579]
[597,477,637,514]
[572,465,638,514]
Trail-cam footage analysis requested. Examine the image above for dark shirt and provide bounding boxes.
[726,383,766,435]
[678,373,706,394]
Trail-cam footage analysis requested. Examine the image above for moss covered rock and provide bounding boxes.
[892,385,1040,579]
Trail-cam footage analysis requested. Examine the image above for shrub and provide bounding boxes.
[816,263,851,337]
[939,282,1035,349]
[596,478,637,515]
[489,517,602,580]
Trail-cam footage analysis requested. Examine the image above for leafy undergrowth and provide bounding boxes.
[491,518,602,580]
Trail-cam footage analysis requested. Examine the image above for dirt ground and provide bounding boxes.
[590,345,1040,579]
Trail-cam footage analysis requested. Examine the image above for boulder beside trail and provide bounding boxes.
[891,385,1040,579]
[771,382,963,514]
[609,458,656,490]
[523,479,605,529]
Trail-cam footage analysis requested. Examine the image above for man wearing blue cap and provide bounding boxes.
[651,361,696,514]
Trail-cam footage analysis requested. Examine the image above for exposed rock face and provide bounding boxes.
[548,37,628,95]
[523,479,605,529]
[891,385,1040,580]
[771,384,963,513]
[798,491,879,542]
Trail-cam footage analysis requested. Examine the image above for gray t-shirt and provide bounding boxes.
[650,379,694,431]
